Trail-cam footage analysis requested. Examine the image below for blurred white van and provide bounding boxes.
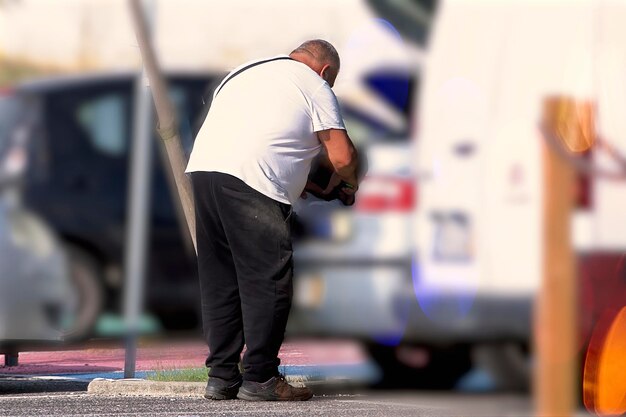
[413,0,626,389]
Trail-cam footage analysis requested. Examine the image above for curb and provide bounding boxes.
[88,379,206,397]
[87,376,359,397]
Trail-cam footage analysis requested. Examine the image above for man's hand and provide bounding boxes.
[337,189,355,206]
[334,180,356,206]
[339,180,357,195]
[301,180,333,201]
[300,179,357,206]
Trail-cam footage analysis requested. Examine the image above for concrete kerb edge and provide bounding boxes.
[88,379,205,397]
[87,375,312,397]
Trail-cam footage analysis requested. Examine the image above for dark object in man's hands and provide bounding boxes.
[325,181,356,206]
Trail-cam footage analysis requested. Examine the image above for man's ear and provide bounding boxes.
[320,63,331,81]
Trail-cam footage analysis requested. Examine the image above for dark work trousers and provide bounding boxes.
[190,171,294,383]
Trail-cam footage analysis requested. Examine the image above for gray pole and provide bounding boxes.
[123,0,155,379]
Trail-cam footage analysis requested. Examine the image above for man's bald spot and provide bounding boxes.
[289,40,340,87]
[290,39,340,70]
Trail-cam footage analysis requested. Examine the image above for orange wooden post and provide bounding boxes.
[535,97,594,416]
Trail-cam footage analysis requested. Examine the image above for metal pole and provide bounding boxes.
[123,0,155,379]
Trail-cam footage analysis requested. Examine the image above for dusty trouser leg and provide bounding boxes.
[212,173,294,383]
[192,172,245,382]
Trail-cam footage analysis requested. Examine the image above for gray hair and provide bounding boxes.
[291,39,340,70]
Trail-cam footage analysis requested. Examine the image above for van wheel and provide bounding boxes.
[471,343,530,391]
[366,342,472,389]
[62,246,104,340]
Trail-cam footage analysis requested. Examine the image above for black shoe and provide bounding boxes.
[204,376,242,400]
[237,375,313,401]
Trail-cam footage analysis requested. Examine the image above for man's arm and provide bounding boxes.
[317,128,360,194]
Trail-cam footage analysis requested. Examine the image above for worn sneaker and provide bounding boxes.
[237,375,313,401]
[204,376,242,400]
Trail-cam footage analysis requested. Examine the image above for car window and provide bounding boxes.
[76,93,128,157]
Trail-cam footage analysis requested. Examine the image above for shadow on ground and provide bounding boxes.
[0,377,89,394]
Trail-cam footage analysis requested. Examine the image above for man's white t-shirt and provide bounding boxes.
[185,55,346,205]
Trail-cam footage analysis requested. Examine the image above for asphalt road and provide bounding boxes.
[0,391,541,417]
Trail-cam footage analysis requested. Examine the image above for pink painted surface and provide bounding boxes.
[0,339,365,376]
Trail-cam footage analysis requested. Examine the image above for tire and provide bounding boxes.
[366,342,472,389]
[61,246,104,341]
[471,343,530,391]
[0,343,19,366]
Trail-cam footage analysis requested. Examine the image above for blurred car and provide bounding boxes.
[1,72,220,338]
[0,197,70,344]
[0,93,70,356]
